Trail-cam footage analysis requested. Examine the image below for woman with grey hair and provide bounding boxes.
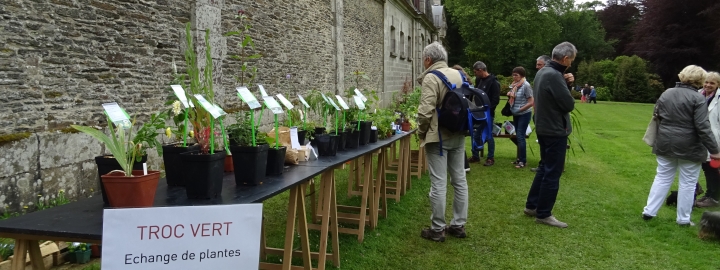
[642,65,720,226]
[697,71,720,207]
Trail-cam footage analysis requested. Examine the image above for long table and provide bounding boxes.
[0,130,416,270]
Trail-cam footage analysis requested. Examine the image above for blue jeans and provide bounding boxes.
[513,112,532,163]
[471,123,494,159]
[525,135,568,219]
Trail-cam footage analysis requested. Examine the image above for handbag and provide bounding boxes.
[501,101,512,116]
[643,115,658,146]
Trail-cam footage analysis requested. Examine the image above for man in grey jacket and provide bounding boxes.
[523,42,577,228]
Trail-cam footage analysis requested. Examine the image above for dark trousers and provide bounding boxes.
[589,97,596,104]
[525,135,568,219]
[701,162,720,200]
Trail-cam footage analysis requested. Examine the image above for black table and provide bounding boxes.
[0,131,415,270]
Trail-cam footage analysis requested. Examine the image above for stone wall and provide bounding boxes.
[384,0,418,102]
[343,0,384,95]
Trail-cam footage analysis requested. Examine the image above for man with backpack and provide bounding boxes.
[470,61,500,166]
[417,42,469,242]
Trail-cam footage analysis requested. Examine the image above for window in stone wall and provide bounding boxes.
[390,25,397,58]
[407,36,412,62]
[400,31,405,59]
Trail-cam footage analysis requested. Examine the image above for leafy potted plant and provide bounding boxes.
[162,97,200,187]
[73,116,161,208]
[68,243,91,264]
[228,112,269,185]
[285,108,307,145]
[177,23,225,199]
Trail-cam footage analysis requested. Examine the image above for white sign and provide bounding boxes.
[321,93,330,103]
[297,95,310,108]
[194,95,222,119]
[170,85,189,108]
[354,89,368,102]
[102,102,131,129]
[212,104,227,117]
[236,87,261,110]
[262,96,284,115]
[353,95,366,110]
[335,95,350,110]
[258,85,268,97]
[290,127,300,150]
[327,98,340,111]
[101,204,262,270]
[276,94,294,110]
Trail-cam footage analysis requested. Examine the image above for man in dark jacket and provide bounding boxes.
[470,61,500,166]
[523,42,577,228]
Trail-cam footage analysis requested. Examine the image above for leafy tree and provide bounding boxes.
[550,8,614,69]
[445,8,467,67]
[627,0,720,87]
[596,0,640,57]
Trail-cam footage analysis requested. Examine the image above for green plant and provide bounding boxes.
[68,243,89,253]
[72,117,140,177]
[133,112,168,157]
[227,112,267,147]
[370,108,396,138]
[0,238,13,261]
[226,10,261,88]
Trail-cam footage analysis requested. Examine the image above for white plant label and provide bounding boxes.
[354,89,368,102]
[353,95,366,110]
[236,87,261,110]
[297,95,310,108]
[193,95,222,119]
[212,104,227,117]
[335,95,350,110]
[276,94,294,110]
[290,127,301,150]
[262,96,284,115]
[258,85,269,97]
[170,85,189,108]
[327,98,340,111]
[102,102,131,129]
[321,93,330,104]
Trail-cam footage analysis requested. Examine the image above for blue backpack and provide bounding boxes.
[429,70,493,156]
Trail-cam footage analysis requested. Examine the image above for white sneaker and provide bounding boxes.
[465,168,470,172]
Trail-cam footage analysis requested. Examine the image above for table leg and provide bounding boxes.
[11,239,45,270]
[295,183,312,270]
[373,147,387,226]
[281,186,299,270]
[357,153,373,242]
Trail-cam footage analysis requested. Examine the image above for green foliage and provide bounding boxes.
[72,117,139,177]
[227,112,266,147]
[549,8,614,65]
[595,86,612,101]
[226,11,261,88]
[369,108,396,139]
[68,243,89,253]
[34,190,70,211]
[0,238,13,260]
[496,74,514,96]
[132,112,168,157]
[576,55,662,103]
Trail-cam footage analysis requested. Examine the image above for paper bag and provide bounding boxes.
[284,148,300,165]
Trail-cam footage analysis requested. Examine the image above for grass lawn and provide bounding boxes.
[258,101,720,270]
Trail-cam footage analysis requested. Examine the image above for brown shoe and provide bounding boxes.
[697,198,720,208]
[468,156,481,163]
[483,158,495,166]
[523,208,537,217]
[445,225,466,238]
[535,216,568,228]
[421,227,445,242]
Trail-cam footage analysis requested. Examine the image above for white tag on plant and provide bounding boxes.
[353,95,366,110]
[258,85,269,97]
[276,94,294,110]
[371,126,377,130]
[262,96,284,115]
[328,98,340,111]
[335,95,350,110]
[143,163,147,175]
[354,89,368,102]
[290,127,301,150]
[170,85,189,108]
[194,95,223,119]
[297,95,310,108]
[102,102,131,129]
[237,86,262,109]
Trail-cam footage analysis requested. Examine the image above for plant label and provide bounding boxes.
[194,95,223,119]
[258,85,269,97]
[212,104,227,117]
[371,126,377,130]
[171,85,190,108]
[262,96,284,115]
[353,95,366,110]
[102,102,131,129]
[297,95,310,108]
[290,127,301,150]
[321,93,330,104]
[102,204,262,270]
[276,94,294,110]
[354,89,368,102]
[236,87,261,109]
[335,95,350,110]
[328,98,340,111]
[142,163,148,175]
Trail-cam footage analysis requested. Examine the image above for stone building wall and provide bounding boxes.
[343,0,384,96]
[384,0,418,102]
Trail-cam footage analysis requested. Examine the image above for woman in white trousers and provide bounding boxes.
[642,65,720,226]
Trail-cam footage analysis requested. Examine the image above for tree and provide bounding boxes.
[551,8,614,70]
[445,8,468,67]
[627,0,720,87]
[596,0,640,57]
[444,0,561,75]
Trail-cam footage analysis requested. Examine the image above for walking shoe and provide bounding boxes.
[697,196,709,203]
[530,167,539,172]
[642,214,653,221]
[535,216,568,228]
[421,227,445,242]
[523,208,537,217]
[678,222,696,227]
[445,225,467,238]
[465,167,471,172]
[696,198,720,208]
[483,158,495,166]
[468,156,481,163]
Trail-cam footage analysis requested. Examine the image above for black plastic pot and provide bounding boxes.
[353,121,372,145]
[162,143,201,187]
[370,129,379,143]
[331,130,347,151]
[297,130,307,145]
[266,146,287,176]
[345,129,360,149]
[314,127,326,135]
[316,134,338,156]
[180,150,225,199]
[94,155,147,206]
[230,144,269,186]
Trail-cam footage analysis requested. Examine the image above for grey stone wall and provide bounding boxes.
[343,0,384,95]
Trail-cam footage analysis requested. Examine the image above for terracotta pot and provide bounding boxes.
[224,154,233,172]
[90,244,102,258]
[401,122,411,132]
[101,170,160,208]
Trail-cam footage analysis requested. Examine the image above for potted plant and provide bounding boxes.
[162,97,201,187]
[73,116,161,208]
[396,84,421,132]
[227,112,269,185]
[68,243,91,264]
[177,23,225,199]
[285,108,307,145]
[372,108,396,139]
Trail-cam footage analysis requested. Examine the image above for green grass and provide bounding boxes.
[257,101,720,270]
